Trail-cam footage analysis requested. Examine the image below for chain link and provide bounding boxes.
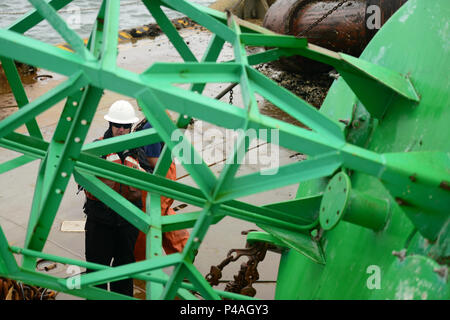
[224,242,269,297]
[297,0,349,37]
[0,277,57,300]
[205,231,275,298]
[228,88,234,105]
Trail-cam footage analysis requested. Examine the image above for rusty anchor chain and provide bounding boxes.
[229,87,234,105]
[297,0,350,37]
[205,230,275,298]
[0,277,58,300]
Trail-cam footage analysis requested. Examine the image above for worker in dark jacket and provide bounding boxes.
[83,100,145,297]
[133,116,190,261]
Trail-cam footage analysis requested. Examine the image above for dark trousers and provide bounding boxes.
[85,218,139,297]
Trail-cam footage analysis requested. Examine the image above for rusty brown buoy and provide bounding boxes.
[263,0,408,72]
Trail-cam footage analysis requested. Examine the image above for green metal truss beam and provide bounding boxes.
[143,0,198,63]
[0,56,42,139]
[29,0,95,61]
[0,132,316,233]
[8,0,73,34]
[0,155,36,174]
[8,244,249,300]
[0,71,88,140]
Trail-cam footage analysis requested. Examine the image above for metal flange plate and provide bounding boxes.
[319,171,351,230]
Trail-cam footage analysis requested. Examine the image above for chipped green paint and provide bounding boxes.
[274,0,449,300]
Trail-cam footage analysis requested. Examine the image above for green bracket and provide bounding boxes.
[319,171,351,230]
[320,171,389,231]
[246,227,327,266]
[246,231,287,252]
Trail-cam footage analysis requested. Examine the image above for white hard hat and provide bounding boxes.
[104,100,139,124]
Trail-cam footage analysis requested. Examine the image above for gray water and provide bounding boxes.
[0,0,216,44]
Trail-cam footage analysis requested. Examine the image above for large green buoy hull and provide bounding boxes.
[275,0,450,300]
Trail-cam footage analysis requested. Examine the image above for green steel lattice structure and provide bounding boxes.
[0,0,448,300]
